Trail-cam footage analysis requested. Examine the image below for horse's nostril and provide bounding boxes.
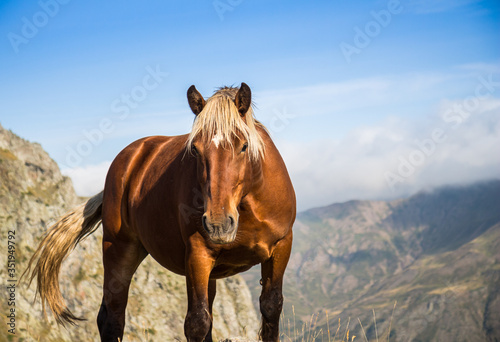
[228,215,234,227]
[202,215,209,232]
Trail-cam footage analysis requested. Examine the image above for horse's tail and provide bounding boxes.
[21,191,104,325]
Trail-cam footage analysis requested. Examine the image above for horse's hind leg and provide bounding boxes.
[97,236,147,341]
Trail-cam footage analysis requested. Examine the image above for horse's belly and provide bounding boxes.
[210,264,254,279]
[147,247,186,276]
[136,224,187,276]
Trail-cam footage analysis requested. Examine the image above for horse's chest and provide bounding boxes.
[210,251,261,278]
[214,241,270,270]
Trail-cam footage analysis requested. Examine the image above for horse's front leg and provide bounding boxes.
[184,242,215,342]
[259,232,293,342]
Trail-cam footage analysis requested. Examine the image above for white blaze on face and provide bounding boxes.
[211,132,224,148]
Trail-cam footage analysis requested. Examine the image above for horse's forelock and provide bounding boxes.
[186,88,266,161]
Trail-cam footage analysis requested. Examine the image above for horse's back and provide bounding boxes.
[103,134,188,209]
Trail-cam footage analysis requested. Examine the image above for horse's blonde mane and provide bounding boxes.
[186,87,266,161]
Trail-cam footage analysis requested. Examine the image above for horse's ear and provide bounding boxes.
[234,82,252,117]
[187,85,205,115]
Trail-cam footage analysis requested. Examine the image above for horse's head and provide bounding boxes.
[186,83,265,244]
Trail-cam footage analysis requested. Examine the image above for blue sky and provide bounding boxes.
[1,0,499,210]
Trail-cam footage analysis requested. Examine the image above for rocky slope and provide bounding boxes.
[244,180,500,341]
[0,123,259,342]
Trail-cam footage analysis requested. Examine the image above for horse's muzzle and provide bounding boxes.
[202,213,238,244]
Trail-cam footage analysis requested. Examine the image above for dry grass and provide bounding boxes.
[22,302,398,342]
[278,301,398,342]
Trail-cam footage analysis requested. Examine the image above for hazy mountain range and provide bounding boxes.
[245,179,500,341]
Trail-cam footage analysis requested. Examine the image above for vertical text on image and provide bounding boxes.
[6,230,17,334]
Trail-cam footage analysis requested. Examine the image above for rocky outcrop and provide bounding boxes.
[0,123,259,341]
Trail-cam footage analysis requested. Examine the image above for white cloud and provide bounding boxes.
[254,77,393,119]
[279,96,500,210]
[253,72,466,142]
[62,161,111,197]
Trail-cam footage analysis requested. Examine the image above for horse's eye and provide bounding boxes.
[191,145,198,156]
[241,143,248,153]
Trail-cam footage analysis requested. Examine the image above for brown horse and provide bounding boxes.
[24,83,296,342]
